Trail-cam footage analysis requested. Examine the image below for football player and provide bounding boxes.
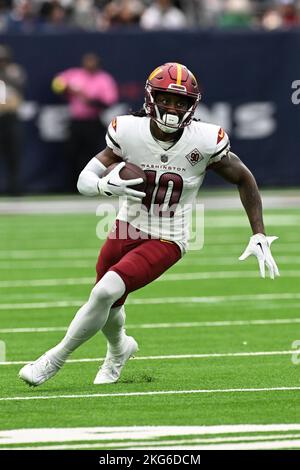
[19,63,279,387]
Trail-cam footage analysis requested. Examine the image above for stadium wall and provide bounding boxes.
[0,30,300,193]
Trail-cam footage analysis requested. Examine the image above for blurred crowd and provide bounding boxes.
[0,45,120,194]
[0,0,300,33]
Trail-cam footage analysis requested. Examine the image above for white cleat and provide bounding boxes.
[94,336,138,385]
[18,354,60,387]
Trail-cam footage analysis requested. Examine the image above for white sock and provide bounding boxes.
[46,271,125,367]
[102,305,127,356]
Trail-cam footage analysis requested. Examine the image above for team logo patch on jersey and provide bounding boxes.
[161,154,168,163]
[217,128,225,144]
[112,118,117,132]
[185,149,203,166]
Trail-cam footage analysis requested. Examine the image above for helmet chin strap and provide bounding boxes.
[156,113,180,134]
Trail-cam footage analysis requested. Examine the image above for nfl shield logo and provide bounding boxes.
[161,154,168,163]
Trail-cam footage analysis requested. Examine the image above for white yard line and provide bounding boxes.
[0,249,97,260]
[1,317,300,334]
[180,257,300,266]
[28,439,297,449]
[1,349,299,366]
[0,243,298,260]
[1,424,300,445]
[1,386,300,402]
[0,261,93,270]
[0,300,83,310]
[3,434,300,450]
[0,277,93,288]
[1,293,300,310]
[132,440,300,450]
[1,270,300,289]
[0,256,300,269]
[0,326,68,333]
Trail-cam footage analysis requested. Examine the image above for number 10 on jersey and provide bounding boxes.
[142,170,183,218]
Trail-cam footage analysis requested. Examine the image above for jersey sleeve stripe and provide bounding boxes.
[209,142,229,159]
[107,131,121,150]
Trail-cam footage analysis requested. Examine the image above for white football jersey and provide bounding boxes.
[106,115,230,252]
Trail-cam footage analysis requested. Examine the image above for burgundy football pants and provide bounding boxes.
[95,220,182,306]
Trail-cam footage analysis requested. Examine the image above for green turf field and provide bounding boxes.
[0,202,300,449]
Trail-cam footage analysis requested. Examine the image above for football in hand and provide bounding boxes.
[103,162,147,193]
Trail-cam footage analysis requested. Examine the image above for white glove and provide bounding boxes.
[239,233,280,279]
[97,162,146,202]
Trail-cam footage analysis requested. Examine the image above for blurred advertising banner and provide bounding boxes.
[0,30,299,192]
